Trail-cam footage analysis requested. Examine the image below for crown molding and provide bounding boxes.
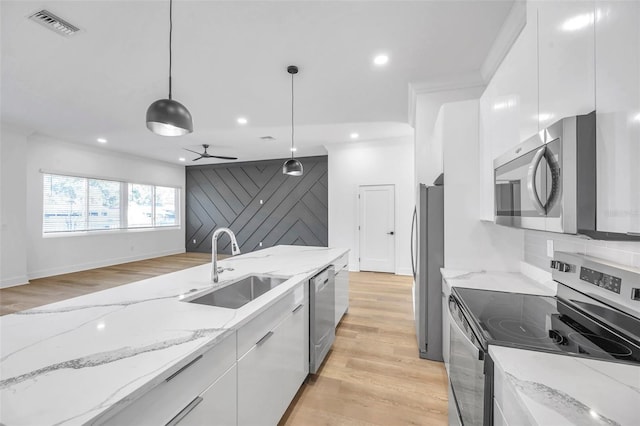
[480,0,527,82]
[408,70,485,127]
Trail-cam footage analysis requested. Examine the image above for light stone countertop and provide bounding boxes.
[0,245,348,426]
[490,345,640,426]
[441,268,556,296]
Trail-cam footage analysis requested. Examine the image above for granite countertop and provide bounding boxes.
[490,346,640,426]
[0,245,348,425]
[441,269,556,296]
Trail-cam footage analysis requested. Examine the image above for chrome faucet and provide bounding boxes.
[211,227,241,283]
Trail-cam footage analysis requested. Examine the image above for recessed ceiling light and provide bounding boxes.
[237,117,248,125]
[179,157,186,162]
[290,147,297,152]
[373,54,389,66]
[350,133,359,139]
[96,322,106,331]
[97,138,107,143]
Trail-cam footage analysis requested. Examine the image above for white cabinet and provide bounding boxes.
[537,0,595,130]
[237,282,308,426]
[102,332,237,426]
[334,252,350,326]
[595,0,640,234]
[176,365,237,426]
[479,2,539,220]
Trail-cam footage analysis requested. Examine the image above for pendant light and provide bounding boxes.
[146,0,193,136]
[283,65,303,176]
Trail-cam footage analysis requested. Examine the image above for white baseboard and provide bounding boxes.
[1,275,30,289]
[28,248,186,280]
[395,267,413,276]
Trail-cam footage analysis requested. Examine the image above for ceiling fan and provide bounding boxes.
[184,144,238,161]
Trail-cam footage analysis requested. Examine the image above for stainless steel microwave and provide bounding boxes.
[493,111,596,235]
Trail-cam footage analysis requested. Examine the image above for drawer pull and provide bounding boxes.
[166,396,203,426]
[165,355,203,382]
[256,331,274,346]
[292,304,304,313]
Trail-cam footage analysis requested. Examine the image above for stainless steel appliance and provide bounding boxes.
[411,175,444,361]
[309,265,335,374]
[494,111,596,235]
[448,252,640,425]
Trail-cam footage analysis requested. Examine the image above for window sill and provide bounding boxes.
[42,226,182,239]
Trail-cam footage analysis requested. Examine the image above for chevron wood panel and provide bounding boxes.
[186,156,328,254]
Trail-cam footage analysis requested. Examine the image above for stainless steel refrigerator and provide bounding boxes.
[411,176,444,361]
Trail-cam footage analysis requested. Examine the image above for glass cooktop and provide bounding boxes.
[452,287,640,365]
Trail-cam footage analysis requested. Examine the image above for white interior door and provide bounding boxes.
[359,185,395,273]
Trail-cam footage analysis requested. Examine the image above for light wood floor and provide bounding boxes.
[0,255,448,425]
[280,271,448,425]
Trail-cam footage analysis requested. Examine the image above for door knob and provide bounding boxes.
[387,231,394,235]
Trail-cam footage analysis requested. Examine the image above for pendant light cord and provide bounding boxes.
[168,0,173,100]
[291,71,295,159]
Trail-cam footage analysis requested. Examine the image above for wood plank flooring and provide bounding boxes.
[0,255,449,425]
[280,271,448,425]
[0,253,211,315]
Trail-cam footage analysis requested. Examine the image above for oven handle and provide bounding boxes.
[449,300,484,361]
[527,146,547,215]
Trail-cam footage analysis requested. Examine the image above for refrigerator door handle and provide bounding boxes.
[411,207,417,279]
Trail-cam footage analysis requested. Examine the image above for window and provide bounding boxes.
[42,173,179,234]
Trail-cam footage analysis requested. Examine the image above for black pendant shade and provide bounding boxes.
[146,98,193,136]
[283,65,303,176]
[146,0,193,136]
[283,158,303,176]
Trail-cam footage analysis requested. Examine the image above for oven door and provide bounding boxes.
[449,296,486,426]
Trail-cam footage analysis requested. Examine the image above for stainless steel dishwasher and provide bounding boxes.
[309,265,335,374]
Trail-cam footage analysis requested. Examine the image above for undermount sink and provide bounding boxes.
[187,275,289,309]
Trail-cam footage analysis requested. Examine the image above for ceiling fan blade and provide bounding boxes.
[192,156,203,161]
[183,148,201,154]
[210,155,238,160]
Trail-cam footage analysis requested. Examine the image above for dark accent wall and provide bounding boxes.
[186,156,328,254]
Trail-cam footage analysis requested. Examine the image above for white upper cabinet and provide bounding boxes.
[479,2,538,220]
[537,0,596,129]
[595,0,640,234]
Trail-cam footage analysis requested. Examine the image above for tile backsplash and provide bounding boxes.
[524,230,640,270]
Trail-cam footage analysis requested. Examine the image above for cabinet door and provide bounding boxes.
[175,365,237,426]
[595,0,640,234]
[537,0,595,130]
[334,268,349,326]
[277,302,309,414]
[237,327,283,426]
[479,2,538,219]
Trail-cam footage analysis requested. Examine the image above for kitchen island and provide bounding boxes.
[0,245,348,425]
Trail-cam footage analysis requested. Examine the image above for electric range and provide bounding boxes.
[447,252,640,426]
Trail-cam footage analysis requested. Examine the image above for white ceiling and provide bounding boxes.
[1,0,514,165]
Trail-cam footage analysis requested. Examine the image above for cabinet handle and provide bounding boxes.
[166,396,203,426]
[292,304,304,313]
[165,355,203,382]
[256,331,274,346]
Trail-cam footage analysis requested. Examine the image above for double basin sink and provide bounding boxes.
[186,274,289,309]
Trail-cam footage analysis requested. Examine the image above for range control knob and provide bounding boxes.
[550,260,573,272]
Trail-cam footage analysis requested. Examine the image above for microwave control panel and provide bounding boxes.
[580,267,622,294]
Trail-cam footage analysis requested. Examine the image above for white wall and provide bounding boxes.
[1,125,29,287]
[327,137,414,275]
[22,135,186,280]
[413,85,485,186]
[440,100,523,271]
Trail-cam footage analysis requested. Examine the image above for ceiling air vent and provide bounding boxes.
[28,10,80,37]
[260,136,275,141]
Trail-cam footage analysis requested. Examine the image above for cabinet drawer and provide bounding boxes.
[102,332,236,426]
[237,281,306,357]
[333,252,349,272]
